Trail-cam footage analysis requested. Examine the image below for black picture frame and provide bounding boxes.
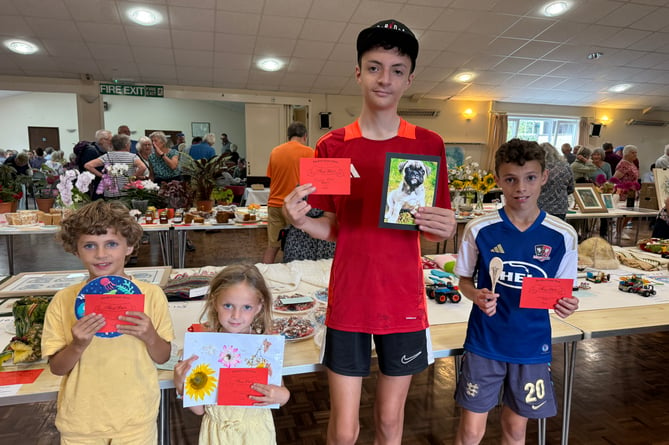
[379,153,440,230]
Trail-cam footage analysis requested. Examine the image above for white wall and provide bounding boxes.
[102,95,247,158]
[0,92,79,155]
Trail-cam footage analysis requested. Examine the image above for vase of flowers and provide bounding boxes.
[448,157,495,214]
[615,181,641,208]
[56,170,95,209]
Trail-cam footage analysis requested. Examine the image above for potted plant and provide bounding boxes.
[33,165,61,212]
[158,180,192,210]
[211,186,234,205]
[0,163,26,213]
[55,169,95,210]
[181,154,230,211]
[123,179,165,211]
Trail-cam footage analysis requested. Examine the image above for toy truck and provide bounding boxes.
[586,271,610,283]
[618,275,656,297]
[424,269,462,304]
[426,281,462,304]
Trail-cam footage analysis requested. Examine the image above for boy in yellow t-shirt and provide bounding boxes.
[42,200,174,443]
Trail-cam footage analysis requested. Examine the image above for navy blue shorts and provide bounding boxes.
[320,327,434,377]
[454,352,557,419]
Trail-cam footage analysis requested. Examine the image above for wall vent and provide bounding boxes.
[625,118,669,127]
[397,108,440,118]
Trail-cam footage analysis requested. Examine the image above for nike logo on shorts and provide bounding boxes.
[531,401,547,410]
[400,351,422,365]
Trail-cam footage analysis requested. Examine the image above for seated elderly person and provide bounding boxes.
[571,146,597,183]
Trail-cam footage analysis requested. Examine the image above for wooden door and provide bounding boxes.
[244,104,286,176]
[28,126,60,150]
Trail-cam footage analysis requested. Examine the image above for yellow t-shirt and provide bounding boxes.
[41,279,175,440]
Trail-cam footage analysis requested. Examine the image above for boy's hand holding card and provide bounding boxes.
[519,277,573,309]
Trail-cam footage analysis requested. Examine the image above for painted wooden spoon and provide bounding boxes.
[489,257,503,292]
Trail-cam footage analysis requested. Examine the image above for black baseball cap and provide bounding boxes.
[356,19,419,73]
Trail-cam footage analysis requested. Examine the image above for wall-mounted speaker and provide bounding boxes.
[319,112,332,130]
[590,123,603,137]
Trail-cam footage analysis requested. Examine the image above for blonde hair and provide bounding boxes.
[202,264,273,334]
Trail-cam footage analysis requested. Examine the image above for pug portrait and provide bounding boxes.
[385,160,431,224]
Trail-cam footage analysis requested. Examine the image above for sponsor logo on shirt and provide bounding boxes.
[533,244,552,262]
[497,261,548,289]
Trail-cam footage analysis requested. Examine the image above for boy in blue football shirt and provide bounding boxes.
[454,139,580,444]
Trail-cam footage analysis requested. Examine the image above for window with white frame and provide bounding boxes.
[507,116,579,147]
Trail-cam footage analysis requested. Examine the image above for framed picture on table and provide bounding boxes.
[601,193,614,209]
[574,184,607,213]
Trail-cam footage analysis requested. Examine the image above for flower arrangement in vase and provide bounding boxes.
[448,157,495,212]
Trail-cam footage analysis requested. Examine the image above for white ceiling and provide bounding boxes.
[1,0,669,110]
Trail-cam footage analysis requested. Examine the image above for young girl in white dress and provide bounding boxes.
[173,264,290,444]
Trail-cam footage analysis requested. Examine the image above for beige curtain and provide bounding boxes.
[485,112,508,171]
[578,117,589,146]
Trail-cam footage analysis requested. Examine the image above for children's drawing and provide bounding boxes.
[182,332,285,408]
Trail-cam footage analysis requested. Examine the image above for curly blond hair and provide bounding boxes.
[58,200,142,256]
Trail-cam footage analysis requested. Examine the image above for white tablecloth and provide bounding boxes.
[243,188,270,205]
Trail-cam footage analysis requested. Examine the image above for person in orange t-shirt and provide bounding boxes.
[263,122,314,263]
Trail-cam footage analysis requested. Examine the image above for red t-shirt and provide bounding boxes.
[310,119,450,334]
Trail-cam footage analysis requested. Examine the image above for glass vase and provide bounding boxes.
[475,191,485,211]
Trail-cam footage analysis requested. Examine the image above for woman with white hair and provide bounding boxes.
[149,131,181,184]
[591,147,612,180]
[613,145,639,188]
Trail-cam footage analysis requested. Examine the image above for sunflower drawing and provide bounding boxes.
[185,363,218,401]
[218,345,241,368]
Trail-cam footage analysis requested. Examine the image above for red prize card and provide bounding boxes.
[520,277,573,309]
[300,158,351,195]
[85,294,145,333]
[217,367,268,406]
[0,369,44,386]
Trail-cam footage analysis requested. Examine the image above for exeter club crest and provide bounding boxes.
[533,245,552,262]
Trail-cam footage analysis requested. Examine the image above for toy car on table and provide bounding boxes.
[618,275,656,297]
[426,282,462,303]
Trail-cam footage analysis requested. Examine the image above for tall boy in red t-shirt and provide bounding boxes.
[283,19,456,444]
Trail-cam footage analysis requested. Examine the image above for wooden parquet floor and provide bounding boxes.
[1,331,668,444]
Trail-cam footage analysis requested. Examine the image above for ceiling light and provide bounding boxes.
[258,58,283,72]
[127,7,162,26]
[544,1,570,17]
[587,51,603,60]
[4,39,38,55]
[608,83,632,93]
[454,72,475,83]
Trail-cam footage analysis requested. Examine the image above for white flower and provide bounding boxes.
[109,163,129,177]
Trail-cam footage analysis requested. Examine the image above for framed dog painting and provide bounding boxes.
[379,153,441,230]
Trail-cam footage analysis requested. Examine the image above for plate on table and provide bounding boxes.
[313,288,328,304]
[272,294,317,314]
[75,275,142,338]
[270,316,315,342]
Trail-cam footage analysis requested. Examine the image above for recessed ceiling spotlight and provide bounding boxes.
[544,1,570,17]
[258,58,283,72]
[454,72,475,83]
[608,83,632,93]
[587,51,603,60]
[4,39,38,55]
[127,7,162,26]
